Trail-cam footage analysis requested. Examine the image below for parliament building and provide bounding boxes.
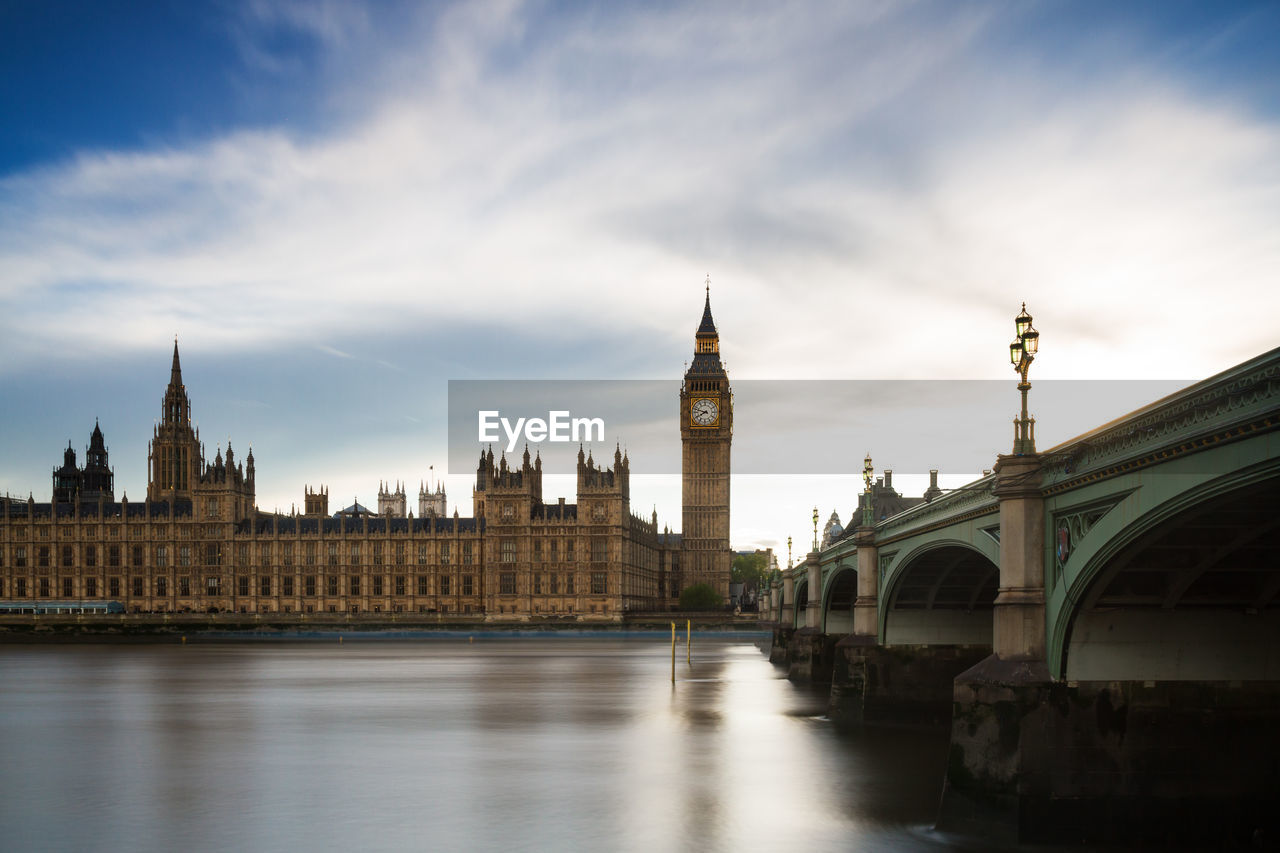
[0,293,733,619]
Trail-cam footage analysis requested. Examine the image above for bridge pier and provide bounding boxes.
[939,659,1280,844]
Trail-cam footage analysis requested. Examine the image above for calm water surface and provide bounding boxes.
[0,638,991,852]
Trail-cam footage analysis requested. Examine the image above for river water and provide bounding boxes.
[0,637,997,852]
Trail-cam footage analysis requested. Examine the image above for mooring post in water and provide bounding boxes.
[687,620,692,665]
[671,622,676,684]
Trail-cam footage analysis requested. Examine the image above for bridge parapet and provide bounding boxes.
[1040,345,1280,489]
[873,473,997,543]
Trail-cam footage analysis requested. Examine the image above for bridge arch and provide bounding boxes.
[792,577,809,629]
[879,539,997,645]
[1053,461,1280,681]
[821,563,857,634]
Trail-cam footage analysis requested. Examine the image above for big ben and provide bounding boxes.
[680,281,732,599]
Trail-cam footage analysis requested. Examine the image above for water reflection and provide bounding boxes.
[0,639,977,852]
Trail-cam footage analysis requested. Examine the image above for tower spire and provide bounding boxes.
[171,336,183,387]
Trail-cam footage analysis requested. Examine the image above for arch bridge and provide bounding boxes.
[762,346,1280,841]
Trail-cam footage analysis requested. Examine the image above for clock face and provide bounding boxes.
[691,398,719,426]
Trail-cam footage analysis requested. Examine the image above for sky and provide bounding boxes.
[2,0,1278,558]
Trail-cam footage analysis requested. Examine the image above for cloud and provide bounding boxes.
[3,2,1277,388]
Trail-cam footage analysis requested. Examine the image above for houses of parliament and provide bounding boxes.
[0,294,733,618]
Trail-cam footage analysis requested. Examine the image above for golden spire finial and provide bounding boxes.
[705,273,710,296]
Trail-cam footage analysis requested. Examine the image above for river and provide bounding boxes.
[0,637,1005,852]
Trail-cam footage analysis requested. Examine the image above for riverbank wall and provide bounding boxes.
[0,612,766,642]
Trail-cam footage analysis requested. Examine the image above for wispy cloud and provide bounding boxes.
[1,2,1276,385]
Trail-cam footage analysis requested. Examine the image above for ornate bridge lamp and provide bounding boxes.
[861,453,874,526]
[786,536,792,569]
[812,507,820,552]
[1009,303,1041,455]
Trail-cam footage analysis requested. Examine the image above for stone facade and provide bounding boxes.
[0,295,731,618]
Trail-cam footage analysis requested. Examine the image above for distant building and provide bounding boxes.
[0,292,733,618]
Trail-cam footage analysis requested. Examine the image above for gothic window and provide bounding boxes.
[534,574,542,595]
[306,543,316,566]
[499,573,515,595]
[259,544,270,564]
[550,574,558,595]
[591,537,606,563]
[205,544,220,566]
[462,542,472,565]
[131,545,143,568]
[417,575,429,595]
[440,576,451,596]
[282,543,293,566]
[261,576,272,596]
[328,543,338,566]
[282,577,293,596]
[373,543,383,566]
[61,546,73,567]
[440,543,451,565]
[417,544,427,565]
[305,576,317,597]
[238,576,250,596]
[132,577,143,597]
[394,576,405,596]
[566,540,575,561]
[462,575,473,596]
[206,499,219,519]
[395,543,405,565]
[348,544,360,566]
[156,577,168,596]
[39,578,50,597]
[349,577,360,596]
[14,547,25,568]
[85,578,97,597]
[533,540,542,560]
[86,546,97,567]
[501,503,514,521]
[109,545,121,568]
[501,539,515,563]
[207,577,222,595]
[237,544,248,567]
[178,577,191,596]
[327,576,339,596]
[565,574,574,595]
[178,546,191,567]
[156,546,168,567]
[591,573,606,595]
[38,546,49,568]
[372,577,384,596]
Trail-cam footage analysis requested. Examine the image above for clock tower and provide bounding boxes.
[680,281,732,600]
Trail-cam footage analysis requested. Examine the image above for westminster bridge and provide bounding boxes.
[761,345,1280,844]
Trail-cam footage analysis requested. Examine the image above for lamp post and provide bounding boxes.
[862,454,874,526]
[786,536,792,569]
[1009,303,1040,454]
[812,507,819,552]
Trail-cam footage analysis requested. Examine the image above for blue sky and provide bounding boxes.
[2,0,1279,554]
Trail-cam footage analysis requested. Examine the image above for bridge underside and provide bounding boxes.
[823,568,855,634]
[1067,477,1280,680]
[886,546,996,645]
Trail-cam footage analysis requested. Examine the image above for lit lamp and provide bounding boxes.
[862,454,874,526]
[1009,302,1041,454]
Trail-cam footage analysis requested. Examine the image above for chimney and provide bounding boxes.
[884,469,893,491]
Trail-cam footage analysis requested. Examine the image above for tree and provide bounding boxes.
[679,583,724,611]
[731,552,769,588]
